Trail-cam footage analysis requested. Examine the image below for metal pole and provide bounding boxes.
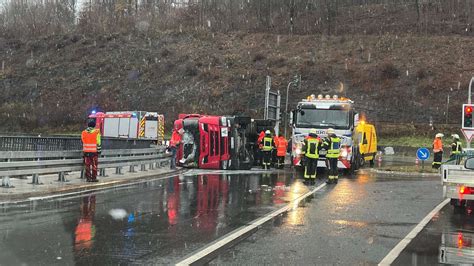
[284,81,293,139]
[470,77,474,104]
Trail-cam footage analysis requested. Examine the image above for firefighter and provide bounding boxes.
[169,128,183,169]
[432,133,444,169]
[302,129,320,184]
[260,130,275,169]
[324,128,341,184]
[276,134,288,169]
[450,134,462,164]
[81,119,101,182]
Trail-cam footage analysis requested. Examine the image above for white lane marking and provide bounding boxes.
[1,172,183,204]
[378,198,450,265]
[176,182,327,266]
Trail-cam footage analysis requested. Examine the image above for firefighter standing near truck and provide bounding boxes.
[276,134,288,169]
[432,133,444,169]
[81,119,101,182]
[450,134,462,164]
[260,130,275,170]
[302,129,320,184]
[323,128,341,184]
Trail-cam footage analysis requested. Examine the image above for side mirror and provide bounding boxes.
[465,157,474,170]
[289,111,294,125]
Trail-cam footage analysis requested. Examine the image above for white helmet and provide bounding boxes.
[452,134,460,139]
[327,128,335,135]
[310,128,317,134]
[265,130,271,134]
[435,133,444,138]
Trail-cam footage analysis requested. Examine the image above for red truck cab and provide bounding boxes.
[175,114,252,170]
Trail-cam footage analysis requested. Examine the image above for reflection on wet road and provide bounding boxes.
[0,171,313,265]
[393,205,474,265]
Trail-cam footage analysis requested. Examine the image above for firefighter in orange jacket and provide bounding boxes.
[81,119,101,182]
[432,133,443,169]
[276,134,288,169]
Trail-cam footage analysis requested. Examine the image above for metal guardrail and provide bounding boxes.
[0,136,156,151]
[0,147,171,187]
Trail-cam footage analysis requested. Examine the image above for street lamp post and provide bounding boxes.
[284,81,295,139]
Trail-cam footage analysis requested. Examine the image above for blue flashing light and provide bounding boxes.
[131,112,137,118]
[91,110,97,115]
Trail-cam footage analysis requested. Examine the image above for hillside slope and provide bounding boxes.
[0,31,472,133]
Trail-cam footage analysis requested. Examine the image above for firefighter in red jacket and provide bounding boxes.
[81,119,101,182]
[276,134,288,169]
[169,128,183,169]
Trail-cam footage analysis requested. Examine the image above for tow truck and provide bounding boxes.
[174,114,253,170]
[289,94,363,172]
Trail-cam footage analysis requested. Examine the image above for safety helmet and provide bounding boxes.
[265,130,271,134]
[327,128,335,135]
[310,128,317,134]
[435,133,444,138]
[452,134,460,139]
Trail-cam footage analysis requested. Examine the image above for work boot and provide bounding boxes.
[326,178,333,184]
[334,178,338,184]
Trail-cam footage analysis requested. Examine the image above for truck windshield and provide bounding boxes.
[296,109,350,129]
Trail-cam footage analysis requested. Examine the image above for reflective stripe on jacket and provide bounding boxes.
[81,128,101,153]
[262,137,273,152]
[326,137,341,158]
[451,141,462,154]
[305,137,319,159]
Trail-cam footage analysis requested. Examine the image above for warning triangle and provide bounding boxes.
[461,129,474,142]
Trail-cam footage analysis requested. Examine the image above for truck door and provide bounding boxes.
[199,117,221,169]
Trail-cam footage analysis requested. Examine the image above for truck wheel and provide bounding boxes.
[369,158,375,167]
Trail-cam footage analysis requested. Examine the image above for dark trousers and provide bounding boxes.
[170,146,177,169]
[262,151,272,169]
[277,156,285,168]
[305,157,317,179]
[328,158,338,177]
[432,151,443,169]
[84,153,98,181]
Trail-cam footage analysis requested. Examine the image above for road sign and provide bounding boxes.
[462,129,474,142]
[416,148,430,161]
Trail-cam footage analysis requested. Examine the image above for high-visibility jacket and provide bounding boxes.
[326,136,341,158]
[304,137,319,159]
[81,128,101,153]
[170,130,182,147]
[276,137,288,157]
[451,141,462,155]
[262,136,273,152]
[433,138,443,153]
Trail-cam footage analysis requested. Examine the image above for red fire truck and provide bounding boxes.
[174,114,253,170]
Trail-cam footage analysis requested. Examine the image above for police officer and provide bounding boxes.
[260,130,275,169]
[324,128,341,184]
[302,129,320,184]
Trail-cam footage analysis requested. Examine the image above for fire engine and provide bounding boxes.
[289,94,362,172]
[89,111,165,142]
[174,114,253,170]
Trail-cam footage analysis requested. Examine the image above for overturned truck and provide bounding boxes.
[174,114,254,170]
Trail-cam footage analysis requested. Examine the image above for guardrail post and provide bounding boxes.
[31,174,42,185]
[100,168,107,177]
[58,172,67,182]
[141,164,146,171]
[149,162,154,170]
[129,165,136,173]
[116,167,123,175]
[1,176,13,188]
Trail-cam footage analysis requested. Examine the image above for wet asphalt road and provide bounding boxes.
[0,160,456,265]
[393,203,474,265]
